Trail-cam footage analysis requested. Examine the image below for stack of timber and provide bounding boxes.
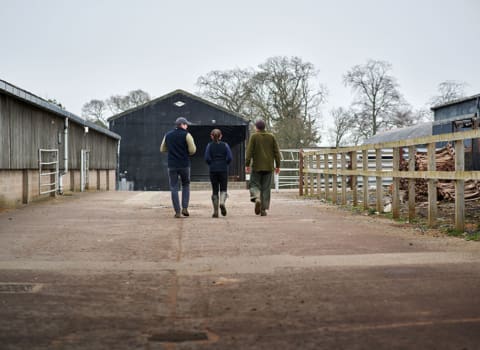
[399,144,480,201]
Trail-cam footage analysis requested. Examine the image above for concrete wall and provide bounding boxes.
[0,169,115,208]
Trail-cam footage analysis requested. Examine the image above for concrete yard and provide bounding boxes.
[1,189,480,349]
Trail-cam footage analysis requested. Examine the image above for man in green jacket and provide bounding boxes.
[245,119,281,216]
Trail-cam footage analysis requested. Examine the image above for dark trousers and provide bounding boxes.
[249,171,273,210]
[209,171,228,196]
[168,167,190,212]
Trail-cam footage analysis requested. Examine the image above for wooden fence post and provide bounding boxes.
[408,145,416,221]
[350,151,358,206]
[332,153,338,205]
[427,142,437,227]
[392,147,400,219]
[376,148,383,213]
[309,155,314,195]
[341,152,347,205]
[455,140,465,232]
[324,153,330,202]
[299,149,304,196]
[362,149,369,210]
[316,154,321,196]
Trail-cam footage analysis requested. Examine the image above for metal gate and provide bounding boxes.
[80,149,90,192]
[38,149,59,195]
[276,149,301,190]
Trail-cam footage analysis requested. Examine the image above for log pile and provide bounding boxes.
[399,144,480,201]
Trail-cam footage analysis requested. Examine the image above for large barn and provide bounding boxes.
[0,79,120,208]
[108,89,250,191]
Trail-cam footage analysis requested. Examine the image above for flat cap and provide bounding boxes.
[175,117,190,126]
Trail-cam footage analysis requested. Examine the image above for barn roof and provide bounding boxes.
[363,122,433,144]
[0,79,121,140]
[107,89,249,125]
[430,93,480,111]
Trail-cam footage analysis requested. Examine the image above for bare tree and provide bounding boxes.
[106,89,151,115]
[328,107,356,147]
[197,68,253,116]
[390,108,417,128]
[81,99,108,127]
[255,56,326,127]
[128,89,151,106]
[106,95,132,115]
[196,56,327,148]
[429,80,468,107]
[343,59,403,139]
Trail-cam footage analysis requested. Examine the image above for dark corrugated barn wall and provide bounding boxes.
[109,90,249,191]
[0,80,120,208]
[432,95,480,170]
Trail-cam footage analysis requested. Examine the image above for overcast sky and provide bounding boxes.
[2,0,479,134]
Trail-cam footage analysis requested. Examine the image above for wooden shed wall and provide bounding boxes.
[0,93,117,170]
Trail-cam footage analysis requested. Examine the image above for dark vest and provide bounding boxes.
[165,128,190,168]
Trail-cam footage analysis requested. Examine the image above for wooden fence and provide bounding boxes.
[300,129,480,231]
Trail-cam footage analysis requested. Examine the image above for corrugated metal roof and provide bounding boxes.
[0,79,120,140]
[430,93,480,111]
[363,112,480,145]
[363,122,433,144]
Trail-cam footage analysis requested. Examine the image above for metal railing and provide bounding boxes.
[275,149,301,190]
[38,149,59,195]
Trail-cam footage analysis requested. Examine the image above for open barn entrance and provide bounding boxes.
[188,125,248,182]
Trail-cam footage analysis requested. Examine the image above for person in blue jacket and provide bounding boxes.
[204,128,233,218]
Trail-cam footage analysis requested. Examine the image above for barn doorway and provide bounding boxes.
[188,125,248,182]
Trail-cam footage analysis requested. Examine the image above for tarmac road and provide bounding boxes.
[0,189,480,349]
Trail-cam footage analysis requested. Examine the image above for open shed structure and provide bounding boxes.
[0,79,120,208]
[108,89,249,191]
[431,94,480,170]
[364,94,480,170]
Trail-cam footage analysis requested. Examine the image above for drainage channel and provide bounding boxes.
[148,331,208,342]
[0,283,43,293]
[148,329,218,345]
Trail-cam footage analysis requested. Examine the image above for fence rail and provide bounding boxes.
[300,129,480,231]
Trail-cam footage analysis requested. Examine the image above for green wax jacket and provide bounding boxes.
[245,131,281,171]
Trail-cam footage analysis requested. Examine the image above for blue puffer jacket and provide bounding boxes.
[204,141,233,172]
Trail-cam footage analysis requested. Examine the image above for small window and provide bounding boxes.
[174,100,185,107]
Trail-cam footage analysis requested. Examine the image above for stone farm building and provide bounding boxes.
[0,79,120,208]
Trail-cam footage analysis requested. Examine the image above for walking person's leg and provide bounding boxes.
[168,168,181,217]
[210,172,220,218]
[179,167,191,216]
[219,171,228,216]
[260,171,274,216]
[249,171,262,215]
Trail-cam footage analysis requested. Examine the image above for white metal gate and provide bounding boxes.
[80,149,90,192]
[38,149,59,195]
